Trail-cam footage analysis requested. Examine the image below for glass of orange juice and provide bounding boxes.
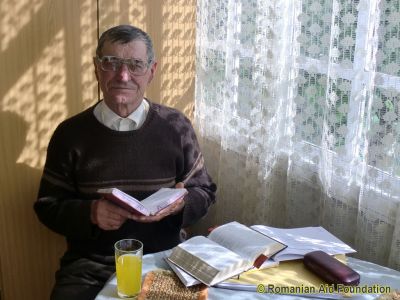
[114,239,143,298]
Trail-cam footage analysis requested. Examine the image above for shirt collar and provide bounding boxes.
[95,99,149,131]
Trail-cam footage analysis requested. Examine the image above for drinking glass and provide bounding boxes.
[114,239,143,298]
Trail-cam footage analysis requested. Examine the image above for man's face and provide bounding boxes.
[94,40,157,117]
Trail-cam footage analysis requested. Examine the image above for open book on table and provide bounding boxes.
[167,221,286,286]
[97,187,187,216]
[165,253,279,287]
[167,223,356,288]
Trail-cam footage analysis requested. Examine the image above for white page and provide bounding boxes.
[208,221,285,262]
[98,188,149,214]
[140,188,187,214]
[176,236,246,271]
[251,225,356,261]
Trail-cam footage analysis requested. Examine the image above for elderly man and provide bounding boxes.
[34,24,216,300]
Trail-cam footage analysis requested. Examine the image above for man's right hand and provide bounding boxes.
[90,198,132,231]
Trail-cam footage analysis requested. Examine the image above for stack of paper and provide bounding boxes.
[251,225,356,262]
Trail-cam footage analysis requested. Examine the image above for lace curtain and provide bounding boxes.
[194,0,400,270]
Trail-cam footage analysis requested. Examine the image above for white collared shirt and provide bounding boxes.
[93,99,149,131]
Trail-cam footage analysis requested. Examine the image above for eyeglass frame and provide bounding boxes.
[94,55,153,76]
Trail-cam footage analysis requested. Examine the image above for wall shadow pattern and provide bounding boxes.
[0,0,197,299]
[0,0,97,299]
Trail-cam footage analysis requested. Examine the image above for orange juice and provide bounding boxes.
[116,253,142,297]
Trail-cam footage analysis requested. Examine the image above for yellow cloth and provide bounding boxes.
[225,255,347,289]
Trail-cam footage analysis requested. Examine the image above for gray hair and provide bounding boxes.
[96,25,155,64]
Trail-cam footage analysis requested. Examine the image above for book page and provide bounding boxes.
[208,222,286,263]
[251,225,356,261]
[140,188,187,215]
[97,188,149,215]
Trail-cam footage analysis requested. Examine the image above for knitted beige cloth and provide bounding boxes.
[138,269,208,300]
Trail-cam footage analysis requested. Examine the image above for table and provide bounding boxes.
[96,251,400,300]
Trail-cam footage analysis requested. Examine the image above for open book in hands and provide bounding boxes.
[97,187,187,216]
[167,221,286,286]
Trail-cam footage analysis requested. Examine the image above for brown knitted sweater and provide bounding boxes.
[34,100,216,262]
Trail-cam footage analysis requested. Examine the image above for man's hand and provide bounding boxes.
[91,198,132,230]
[130,182,186,223]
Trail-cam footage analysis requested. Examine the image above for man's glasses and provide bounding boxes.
[95,56,151,76]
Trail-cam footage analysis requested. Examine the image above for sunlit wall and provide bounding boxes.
[0,0,196,299]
